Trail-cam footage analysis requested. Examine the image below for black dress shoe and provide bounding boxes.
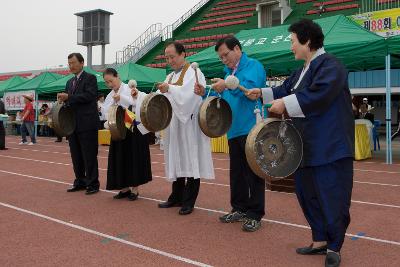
[85,188,99,195]
[296,244,328,255]
[67,186,86,192]
[325,252,341,267]
[158,201,182,208]
[113,190,131,199]
[128,192,139,201]
[179,207,193,215]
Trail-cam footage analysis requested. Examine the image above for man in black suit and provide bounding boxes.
[57,53,100,195]
[0,98,7,150]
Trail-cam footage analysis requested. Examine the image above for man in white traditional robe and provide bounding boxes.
[133,42,215,215]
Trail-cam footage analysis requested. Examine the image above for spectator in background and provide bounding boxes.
[359,103,374,124]
[19,95,36,145]
[362,97,373,112]
[97,94,106,129]
[39,103,50,136]
[0,98,7,150]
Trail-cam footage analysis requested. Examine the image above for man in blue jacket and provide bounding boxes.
[195,36,266,232]
[247,19,354,267]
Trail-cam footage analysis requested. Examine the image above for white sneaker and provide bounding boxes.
[19,142,27,145]
[28,142,35,146]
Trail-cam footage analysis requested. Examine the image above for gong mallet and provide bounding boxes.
[225,75,248,93]
[191,62,200,84]
[128,79,137,89]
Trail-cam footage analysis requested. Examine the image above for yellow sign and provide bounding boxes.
[350,8,400,37]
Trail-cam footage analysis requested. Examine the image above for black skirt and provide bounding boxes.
[106,126,152,190]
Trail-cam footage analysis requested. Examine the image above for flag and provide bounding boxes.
[124,109,136,130]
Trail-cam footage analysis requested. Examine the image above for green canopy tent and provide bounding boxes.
[8,72,64,92]
[41,64,165,95]
[187,15,388,78]
[0,76,28,97]
[5,72,64,136]
[40,67,107,95]
[388,34,400,55]
[116,62,166,92]
[387,34,400,69]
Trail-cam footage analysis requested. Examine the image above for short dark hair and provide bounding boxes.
[166,41,186,55]
[288,19,324,51]
[68,53,85,63]
[215,36,242,52]
[103,68,118,77]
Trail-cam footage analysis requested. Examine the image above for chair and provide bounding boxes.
[373,120,380,151]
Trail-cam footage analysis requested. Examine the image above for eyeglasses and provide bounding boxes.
[219,50,233,61]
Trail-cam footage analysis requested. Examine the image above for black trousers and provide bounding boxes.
[0,122,5,149]
[228,135,265,221]
[167,177,200,208]
[68,130,99,189]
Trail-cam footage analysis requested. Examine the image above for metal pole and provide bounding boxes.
[101,44,106,67]
[385,55,392,164]
[87,45,93,68]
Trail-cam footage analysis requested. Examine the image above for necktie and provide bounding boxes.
[71,76,78,94]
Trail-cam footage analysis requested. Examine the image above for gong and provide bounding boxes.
[245,118,303,181]
[140,93,172,132]
[198,96,232,138]
[51,102,75,137]
[107,105,127,141]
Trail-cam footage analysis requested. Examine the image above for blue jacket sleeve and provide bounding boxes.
[271,71,298,99]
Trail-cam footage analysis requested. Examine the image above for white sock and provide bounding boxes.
[327,249,340,255]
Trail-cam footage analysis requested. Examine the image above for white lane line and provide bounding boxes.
[0,155,70,166]
[11,144,398,173]
[356,161,400,166]
[0,169,399,247]
[0,154,229,173]
[5,149,400,175]
[354,168,400,174]
[7,147,109,159]
[5,144,229,162]
[1,155,400,209]
[0,152,400,187]
[351,200,400,209]
[0,201,212,267]
[2,154,399,188]
[182,178,400,198]
[354,181,400,187]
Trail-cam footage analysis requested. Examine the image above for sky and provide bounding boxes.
[0,0,201,73]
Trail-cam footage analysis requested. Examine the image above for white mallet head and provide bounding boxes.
[191,62,199,70]
[128,80,137,88]
[225,75,239,90]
